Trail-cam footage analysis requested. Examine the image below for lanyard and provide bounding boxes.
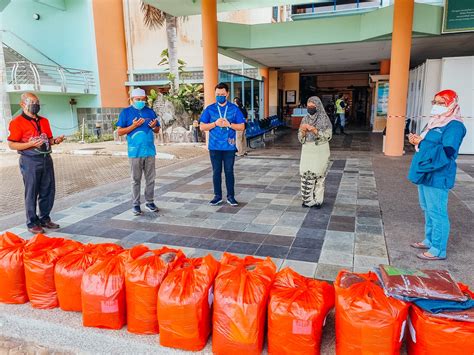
[29,118,42,135]
[216,104,228,120]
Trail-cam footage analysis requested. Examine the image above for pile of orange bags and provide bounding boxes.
[157,254,219,350]
[125,246,185,334]
[334,270,409,355]
[55,243,124,311]
[267,267,335,355]
[212,253,276,355]
[81,245,148,329]
[407,283,474,355]
[0,232,28,304]
[23,234,81,309]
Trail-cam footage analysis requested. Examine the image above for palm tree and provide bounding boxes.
[141,2,180,94]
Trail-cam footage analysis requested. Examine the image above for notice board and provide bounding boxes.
[442,0,474,33]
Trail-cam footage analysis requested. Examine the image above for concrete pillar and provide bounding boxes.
[260,67,269,118]
[380,59,391,75]
[202,0,218,107]
[0,30,12,142]
[385,0,414,156]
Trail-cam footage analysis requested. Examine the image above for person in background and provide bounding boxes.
[233,97,248,157]
[117,88,161,216]
[192,119,200,142]
[298,96,333,208]
[7,93,65,234]
[408,89,466,260]
[334,93,346,135]
[200,83,245,206]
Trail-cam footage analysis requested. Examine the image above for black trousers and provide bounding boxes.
[19,154,56,228]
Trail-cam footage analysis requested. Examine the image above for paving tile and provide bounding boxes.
[353,255,389,268]
[270,225,299,237]
[97,228,134,239]
[226,241,260,255]
[280,260,318,278]
[318,249,353,267]
[263,235,294,247]
[354,242,388,258]
[296,228,326,240]
[327,222,355,232]
[292,237,324,250]
[356,217,383,226]
[255,245,289,259]
[252,215,280,225]
[209,230,239,241]
[116,230,157,248]
[286,247,321,263]
[234,232,267,244]
[356,224,383,235]
[314,263,349,281]
[244,224,274,234]
[221,222,249,232]
[197,238,229,251]
[355,233,385,244]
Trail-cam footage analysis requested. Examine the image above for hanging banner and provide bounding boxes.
[442,0,474,34]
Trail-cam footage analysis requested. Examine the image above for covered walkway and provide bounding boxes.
[1,129,473,352]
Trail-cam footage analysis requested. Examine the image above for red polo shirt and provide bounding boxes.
[8,113,53,156]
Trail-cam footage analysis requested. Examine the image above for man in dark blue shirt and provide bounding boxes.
[117,88,160,215]
[200,83,245,206]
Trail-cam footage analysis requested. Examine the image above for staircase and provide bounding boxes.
[1,31,96,94]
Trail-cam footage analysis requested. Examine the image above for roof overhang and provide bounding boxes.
[143,0,315,17]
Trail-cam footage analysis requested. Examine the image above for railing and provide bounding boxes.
[5,61,96,94]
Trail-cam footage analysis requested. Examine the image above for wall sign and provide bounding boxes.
[442,0,474,33]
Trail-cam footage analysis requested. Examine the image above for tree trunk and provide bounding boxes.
[165,14,179,94]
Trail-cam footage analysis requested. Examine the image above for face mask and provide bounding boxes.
[27,103,40,115]
[133,101,146,110]
[307,107,317,115]
[430,104,449,116]
[216,95,227,104]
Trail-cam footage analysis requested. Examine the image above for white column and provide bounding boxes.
[0,31,12,142]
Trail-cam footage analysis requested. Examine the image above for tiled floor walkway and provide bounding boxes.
[7,142,388,281]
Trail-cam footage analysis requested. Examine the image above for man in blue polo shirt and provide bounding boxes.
[200,82,245,206]
[117,88,160,215]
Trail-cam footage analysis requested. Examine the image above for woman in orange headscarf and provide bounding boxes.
[407,89,466,260]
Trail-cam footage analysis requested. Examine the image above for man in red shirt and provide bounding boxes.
[7,93,65,234]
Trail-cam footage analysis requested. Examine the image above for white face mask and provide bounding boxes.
[431,104,449,116]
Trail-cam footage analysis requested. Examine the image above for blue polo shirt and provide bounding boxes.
[117,106,159,158]
[408,120,466,189]
[200,101,245,151]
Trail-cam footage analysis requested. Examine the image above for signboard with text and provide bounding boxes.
[442,0,474,33]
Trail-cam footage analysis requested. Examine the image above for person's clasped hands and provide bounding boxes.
[408,133,423,146]
[301,123,318,134]
[215,118,231,128]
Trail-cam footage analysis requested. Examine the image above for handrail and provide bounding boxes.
[5,60,96,93]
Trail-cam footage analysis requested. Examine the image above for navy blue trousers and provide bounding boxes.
[209,150,235,199]
[19,154,55,228]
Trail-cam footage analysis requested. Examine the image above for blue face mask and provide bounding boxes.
[133,101,146,110]
[216,95,227,104]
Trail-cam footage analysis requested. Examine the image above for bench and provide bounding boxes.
[245,115,285,148]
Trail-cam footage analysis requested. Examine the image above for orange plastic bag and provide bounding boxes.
[125,245,185,334]
[212,253,276,355]
[157,254,219,350]
[55,243,123,311]
[268,267,335,355]
[81,246,147,329]
[334,270,409,355]
[407,304,474,355]
[23,234,81,309]
[0,232,28,304]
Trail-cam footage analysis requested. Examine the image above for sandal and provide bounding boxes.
[410,242,429,250]
[416,252,446,261]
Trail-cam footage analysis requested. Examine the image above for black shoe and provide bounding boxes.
[209,196,223,206]
[41,221,60,229]
[302,203,310,208]
[227,196,239,207]
[132,206,143,216]
[314,204,322,209]
[145,202,159,212]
